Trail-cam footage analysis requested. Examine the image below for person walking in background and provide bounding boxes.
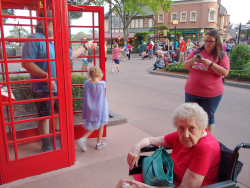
[199,37,205,48]
[80,50,88,76]
[183,30,230,134]
[222,39,226,52]
[164,39,170,51]
[127,43,132,60]
[147,42,154,59]
[77,66,109,151]
[157,46,168,57]
[123,42,128,60]
[186,38,194,56]
[226,40,233,55]
[179,37,185,63]
[111,44,125,73]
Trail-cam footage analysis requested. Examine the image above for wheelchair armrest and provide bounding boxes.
[201,180,236,188]
[140,145,172,153]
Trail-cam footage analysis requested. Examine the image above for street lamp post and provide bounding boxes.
[200,27,204,42]
[172,15,180,53]
[235,31,238,43]
[238,23,241,44]
[17,21,22,46]
[109,3,112,49]
[246,20,250,43]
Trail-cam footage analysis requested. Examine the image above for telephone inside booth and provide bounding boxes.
[0,0,105,184]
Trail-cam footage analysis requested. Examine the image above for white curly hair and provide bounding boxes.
[171,103,208,129]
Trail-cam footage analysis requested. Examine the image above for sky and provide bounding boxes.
[221,0,249,25]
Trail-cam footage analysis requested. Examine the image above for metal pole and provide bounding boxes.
[174,26,176,52]
[238,23,241,44]
[110,3,112,49]
[247,29,249,42]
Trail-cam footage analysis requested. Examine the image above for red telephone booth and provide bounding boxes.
[0,0,105,184]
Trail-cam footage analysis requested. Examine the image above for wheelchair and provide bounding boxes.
[129,142,250,188]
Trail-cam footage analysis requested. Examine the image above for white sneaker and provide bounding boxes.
[118,70,121,73]
[111,69,114,74]
[77,137,87,152]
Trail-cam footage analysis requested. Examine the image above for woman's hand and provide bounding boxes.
[199,58,212,67]
[86,40,97,50]
[123,179,150,188]
[127,144,141,170]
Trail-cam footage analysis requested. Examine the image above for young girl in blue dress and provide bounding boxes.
[77,66,109,151]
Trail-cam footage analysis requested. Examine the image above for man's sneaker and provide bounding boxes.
[118,70,121,73]
[95,142,107,150]
[50,136,61,149]
[41,144,53,152]
[77,137,87,152]
[111,69,114,74]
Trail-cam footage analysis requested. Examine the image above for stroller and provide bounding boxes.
[141,48,150,60]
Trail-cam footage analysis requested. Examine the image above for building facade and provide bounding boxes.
[104,8,154,46]
[154,0,231,42]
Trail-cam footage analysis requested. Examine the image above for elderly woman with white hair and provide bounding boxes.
[116,103,221,188]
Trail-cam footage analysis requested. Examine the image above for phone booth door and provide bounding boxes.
[66,5,106,139]
[0,0,74,184]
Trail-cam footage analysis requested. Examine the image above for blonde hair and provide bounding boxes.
[89,66,103,79]
[171,103,208,130]
[114,43,118,48]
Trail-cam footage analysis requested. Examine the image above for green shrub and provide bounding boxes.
[164,64,250,81]
[229,43,250,70]
[134,32,153,48]
[4,74,88,112]
[107,48,112,54]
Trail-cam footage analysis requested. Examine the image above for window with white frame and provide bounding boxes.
[115,17,119,28]
[171,12,177,23]
[158,14,164,23]
[226,18,229,25]
[180,12,187,22]
[144,19,148,28]
[190,11,197,22]
[208,8,217,23]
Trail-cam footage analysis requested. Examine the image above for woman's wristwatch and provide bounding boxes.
[82,43,88,51]
[209,62,214,68]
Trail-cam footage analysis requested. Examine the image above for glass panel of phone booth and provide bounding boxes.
[0,0,71,183]
[68,6,105,140]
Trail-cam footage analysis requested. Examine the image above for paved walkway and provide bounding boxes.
[2,57,250,188]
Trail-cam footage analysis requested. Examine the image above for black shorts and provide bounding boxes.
[226,49,231,53]
[33,92,59,117]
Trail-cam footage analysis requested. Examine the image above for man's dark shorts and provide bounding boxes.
[33,92,59,117]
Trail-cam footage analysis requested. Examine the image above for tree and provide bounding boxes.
[2,8,15,23]
[71,31,88,41]
[5,26,30,38]
[88,29,99,35]
[150,25,169,40]
[108,0,173,43]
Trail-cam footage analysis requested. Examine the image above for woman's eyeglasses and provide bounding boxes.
[204,40,216,43]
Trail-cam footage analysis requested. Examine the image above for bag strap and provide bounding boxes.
[195,49,225,65]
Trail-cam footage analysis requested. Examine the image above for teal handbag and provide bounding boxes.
[142,146,175,187]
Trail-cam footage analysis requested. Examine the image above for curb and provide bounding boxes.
[107,110,128,127]
[147,67,250,90]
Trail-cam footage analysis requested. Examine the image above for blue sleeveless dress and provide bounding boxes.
[82,80,109,130]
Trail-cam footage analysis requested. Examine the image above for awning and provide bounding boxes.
[86,32,135,40]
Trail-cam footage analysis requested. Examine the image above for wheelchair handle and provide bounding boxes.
[241,143,250,149]
[140,145,172,153]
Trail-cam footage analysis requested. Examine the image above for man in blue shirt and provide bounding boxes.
[22,10,96,152]
[123,42,128,60]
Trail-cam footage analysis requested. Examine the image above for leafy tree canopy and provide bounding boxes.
[71,31,88,41]
[2,8,15,23]
[5,26,30,38]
